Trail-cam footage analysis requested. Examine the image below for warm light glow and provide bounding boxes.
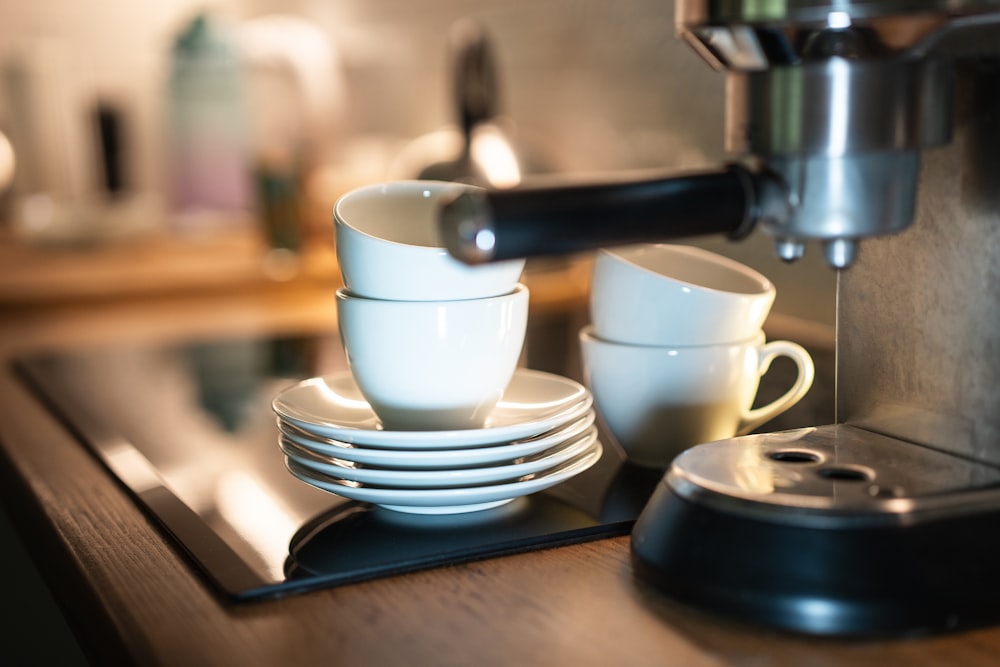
[314,377,370,410]
[733,442,775,494]
[0,130,14,190]
[215,471,300,580]
[828,58,850,157]
[105,444,164,494]
[475,228,496,252]
[827,11,852,29]
[470,124,521,188]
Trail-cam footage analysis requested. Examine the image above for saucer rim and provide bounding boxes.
[284,440,604,509]
[276,410,597,469]
[272,368,592,448]
[280,426,599,488]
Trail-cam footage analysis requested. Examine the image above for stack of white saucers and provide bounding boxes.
[271,368,602,514]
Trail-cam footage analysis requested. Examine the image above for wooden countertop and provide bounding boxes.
[0,235,994,665]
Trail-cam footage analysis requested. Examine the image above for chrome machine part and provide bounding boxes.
[727,56,951,267]
[657,425,1000,529]
[678,1,975,267]
[436,5,1000,270]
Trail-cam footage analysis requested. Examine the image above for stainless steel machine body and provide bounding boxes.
[680,1,955,267]
[671,0,1000,456]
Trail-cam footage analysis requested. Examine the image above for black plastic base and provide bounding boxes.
[631,479,1000,637]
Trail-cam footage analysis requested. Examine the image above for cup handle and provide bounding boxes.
[738,340,816,435]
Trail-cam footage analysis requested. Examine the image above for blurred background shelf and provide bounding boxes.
[0,228,339,306]
[0,224,595,325]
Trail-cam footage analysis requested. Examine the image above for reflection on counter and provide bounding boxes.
[17,331,647,599]
[15,322,831,600]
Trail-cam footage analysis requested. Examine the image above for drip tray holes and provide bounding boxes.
[766,451,877,483]
[767,449,822,464]
[816,465,874,483]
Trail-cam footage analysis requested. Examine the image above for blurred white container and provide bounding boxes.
[166,13,252,232]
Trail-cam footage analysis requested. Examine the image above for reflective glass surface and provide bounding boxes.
[17,333,659,601]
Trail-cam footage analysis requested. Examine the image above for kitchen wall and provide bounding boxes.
[0,0,835,324]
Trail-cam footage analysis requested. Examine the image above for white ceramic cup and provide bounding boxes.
[336,284,529,431]
[335,180,525,301]
[579,325,814,468]
[590,244,776,346]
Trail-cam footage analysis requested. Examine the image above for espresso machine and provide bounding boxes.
[439,1,1000,637]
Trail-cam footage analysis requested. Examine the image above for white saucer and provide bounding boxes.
[272,368,591,448]
[284,440,604,514]
[280,425,598,489]
[276,410,596,469]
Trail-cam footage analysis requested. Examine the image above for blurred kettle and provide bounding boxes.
[393,19,521,188]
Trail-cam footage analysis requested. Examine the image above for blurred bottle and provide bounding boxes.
[167,13,252,233]
[256,153,302,281]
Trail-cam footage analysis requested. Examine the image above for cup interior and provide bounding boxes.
[335,181,468,248]
[608,245,772,295]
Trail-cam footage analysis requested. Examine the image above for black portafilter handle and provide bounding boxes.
[438,164,762,264]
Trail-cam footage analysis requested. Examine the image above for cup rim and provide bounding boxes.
[336,282,528,304]
[579,324,764,350]
[598,244,774,297]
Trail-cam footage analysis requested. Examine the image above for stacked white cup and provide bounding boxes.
[581,244,815,468]
[335,181,528,431]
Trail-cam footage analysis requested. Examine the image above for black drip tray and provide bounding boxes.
[16,333,658,601]
[286,495,612,586]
